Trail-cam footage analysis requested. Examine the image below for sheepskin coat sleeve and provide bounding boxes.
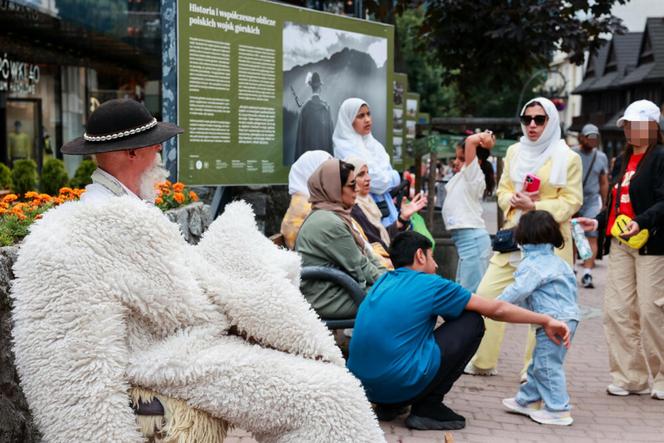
[11,197,229,442]
[11,197,383,443]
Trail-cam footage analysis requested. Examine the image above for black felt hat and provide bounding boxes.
[61,99,183,155]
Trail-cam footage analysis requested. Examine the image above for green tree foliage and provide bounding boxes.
[0,163,12,190]
[11,160,38,196]
[40,159,69,196]
[68,159,97,189]
[413,0,627,114]
[396,8,460,117]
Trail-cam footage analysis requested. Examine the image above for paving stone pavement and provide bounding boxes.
[225,259,664,442]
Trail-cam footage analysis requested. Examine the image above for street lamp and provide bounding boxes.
[515,68,567,117]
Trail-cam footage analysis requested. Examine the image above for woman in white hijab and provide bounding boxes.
[333,98,402,226]
[280,150,332,249]
[464,97,582,378]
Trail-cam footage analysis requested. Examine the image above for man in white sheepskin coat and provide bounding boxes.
[10,99,384,443]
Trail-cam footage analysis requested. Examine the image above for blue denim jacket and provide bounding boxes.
[498,244,580,322]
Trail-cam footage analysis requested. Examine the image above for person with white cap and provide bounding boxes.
[572,123,609,288]
[576,99,664,401]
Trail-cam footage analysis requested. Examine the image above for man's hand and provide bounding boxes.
[620,220,640,238]
[400,192,427,221]
[543,318,571,348]
[510,191,537,211]
[574,217,599,232]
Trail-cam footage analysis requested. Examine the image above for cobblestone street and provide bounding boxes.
[226,259,664,442]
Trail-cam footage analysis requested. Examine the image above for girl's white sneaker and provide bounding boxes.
[652,389,664,400]
[530,409,573,426]
[502,398,540,416]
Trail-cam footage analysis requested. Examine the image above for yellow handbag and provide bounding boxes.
[611,214,649,249]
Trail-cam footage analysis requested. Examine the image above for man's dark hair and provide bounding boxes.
[515,210,564,249]
[389,231,433,268]
[339,160,355,186]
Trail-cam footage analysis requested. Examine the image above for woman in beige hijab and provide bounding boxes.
[344,156,426,266]
[296,158,386,319]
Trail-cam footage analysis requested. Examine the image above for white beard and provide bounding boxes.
[138,153,169,202]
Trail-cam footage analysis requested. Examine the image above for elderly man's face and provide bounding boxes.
[136,145,168,201]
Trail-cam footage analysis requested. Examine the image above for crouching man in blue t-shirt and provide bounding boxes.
[347,231,570,431]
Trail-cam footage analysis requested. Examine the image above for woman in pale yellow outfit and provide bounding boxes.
[465,97,583,376]
[281,150,332,249]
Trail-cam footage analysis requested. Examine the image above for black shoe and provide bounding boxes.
[374,404,410,422]
[581,273,594,288]
[405,403,466,430]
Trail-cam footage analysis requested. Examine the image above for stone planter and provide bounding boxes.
[164,202,212,244]
[0,246,40,442]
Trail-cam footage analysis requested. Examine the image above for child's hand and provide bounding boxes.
[544,318,571,348]
[574,217,599,232]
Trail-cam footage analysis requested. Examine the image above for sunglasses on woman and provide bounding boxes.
[520,115,547,126]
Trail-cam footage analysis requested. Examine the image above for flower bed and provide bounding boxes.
[0,188,85,246]
[155,180,199,211]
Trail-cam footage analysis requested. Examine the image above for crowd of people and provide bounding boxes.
[8,94,663,442]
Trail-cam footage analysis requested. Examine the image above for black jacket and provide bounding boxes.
[597,144,664,255]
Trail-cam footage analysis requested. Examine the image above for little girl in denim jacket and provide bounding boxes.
[499,210,580,426]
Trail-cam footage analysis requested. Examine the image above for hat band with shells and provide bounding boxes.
[83,118,158,142]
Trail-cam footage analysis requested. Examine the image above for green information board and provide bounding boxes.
[403,91,420,170]
[177,0,394,185]
[391,72,408,169]
[431,133,517,158]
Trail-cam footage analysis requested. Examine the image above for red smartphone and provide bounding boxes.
[523,174,541,193]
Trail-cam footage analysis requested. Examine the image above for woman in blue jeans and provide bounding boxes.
[442,131,496,292]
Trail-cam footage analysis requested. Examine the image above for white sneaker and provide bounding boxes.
[464,362,497,376]
[651,389,664,400]
[530,409,573,426]
[606,384,650,396]
[502,398,540,416]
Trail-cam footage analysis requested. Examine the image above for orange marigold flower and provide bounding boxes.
[24,191,39,199]
[173,182,185,192]
[39,193,52,201]
[164,180,172,187]
[189,191,199,202]
[173,192,185,204]
[155,197,164,205]
[2,194,18,203]
[35,214,43,220]
[59,187,73,194]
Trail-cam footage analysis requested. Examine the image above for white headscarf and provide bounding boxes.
[333,98,397,195]
[510,97,570,190]
[287,150,332,196]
